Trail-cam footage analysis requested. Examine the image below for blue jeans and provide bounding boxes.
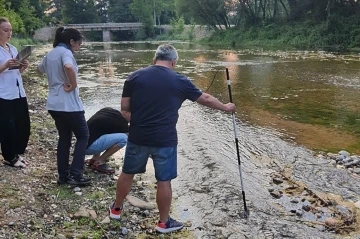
[86,133,128,155]
[48,110,89,179]
[122,141,177,181]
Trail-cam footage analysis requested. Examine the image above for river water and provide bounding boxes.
[73,42,360,239]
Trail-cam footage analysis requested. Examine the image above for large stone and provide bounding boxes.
[100,216,111,224]
[74,206,90,218]
[126,195,156,210]
[325,217,341,227]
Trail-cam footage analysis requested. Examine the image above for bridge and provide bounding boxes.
[64,23,143,41]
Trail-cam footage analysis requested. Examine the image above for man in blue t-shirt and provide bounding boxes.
[109,44,235,233]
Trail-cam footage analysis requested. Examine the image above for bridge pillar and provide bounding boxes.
[102,30,112,42]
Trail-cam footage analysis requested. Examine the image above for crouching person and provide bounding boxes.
[86,107,129,174]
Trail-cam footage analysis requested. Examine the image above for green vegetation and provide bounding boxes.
[202,15,360,50]
[9,38,33,50]
[2,0,359,49]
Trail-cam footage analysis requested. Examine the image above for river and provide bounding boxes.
[74,42,360,239]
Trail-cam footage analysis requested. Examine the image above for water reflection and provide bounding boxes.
[76,42,360,153]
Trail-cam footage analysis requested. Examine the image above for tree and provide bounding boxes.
[175,0,231,29]
[17,0,42,35]
[61,0,99,24]
[108,0,136,22]
[0,0,25,33]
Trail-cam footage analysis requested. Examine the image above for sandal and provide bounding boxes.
[91,162,115,174]
[18,155,30,165]
[4,157,26,168]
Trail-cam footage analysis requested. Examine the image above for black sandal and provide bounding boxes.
[4,157,26,168]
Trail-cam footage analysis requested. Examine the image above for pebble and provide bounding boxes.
[290,198,299,203]
[73,187,81,192]
[354,168,360,174]
[57,234,66,239]
[75,192,82,196]
[325,217,341,227]
[272,178,283,184]
[121,227,128,235]
[270,190,282,199]
[302,205,311,212]
[354,201,360,209]
[295,210,304,216]
[8,221,14,226]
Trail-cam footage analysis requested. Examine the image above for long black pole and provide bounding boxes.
[225,68,249,218]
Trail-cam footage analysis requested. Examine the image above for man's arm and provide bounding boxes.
[196,93,235,112]
[121,97,131,122]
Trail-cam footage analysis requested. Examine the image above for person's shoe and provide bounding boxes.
[155,217,184,233]
[67,175,91,186]
[92,162,115,174]
[109,201,122,219]
[57,177,68,185]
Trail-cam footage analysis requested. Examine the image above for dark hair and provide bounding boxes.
[0,17,9,24]
[53,26,84,48]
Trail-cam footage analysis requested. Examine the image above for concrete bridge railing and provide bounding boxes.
[63,23,144,41]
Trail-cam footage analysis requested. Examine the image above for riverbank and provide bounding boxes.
[201,17,360,51]
[0,56,192,238]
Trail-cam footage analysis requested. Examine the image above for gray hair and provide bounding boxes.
[154,44,178,62]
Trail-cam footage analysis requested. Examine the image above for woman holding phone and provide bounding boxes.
[0,17,30,168]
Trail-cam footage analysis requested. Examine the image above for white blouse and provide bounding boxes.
[0,43,26,100]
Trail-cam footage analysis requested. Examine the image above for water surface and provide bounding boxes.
[73,42,360,238]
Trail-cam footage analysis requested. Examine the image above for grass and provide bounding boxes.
[202,16,360,50]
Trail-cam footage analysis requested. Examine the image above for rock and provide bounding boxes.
[75,192,82,196]
[87,209,97,219]
[100,216,110,224]
[8,221,14,226]
[73,187,81,192]
[272,178,283,184]
[330,160,337,166]
[337,155,345,161]
[339,150,350,158]
[57,234,66,239]
[354,201,360,209]
[268,188,274,192]
[325,217,342,227]
[121,227,128,235]
[270,190,282,199]
[348,168,354,173]
[296,210,304,216]
[126,195,156,210]
[302,205,311,212]
[74,206,90,218]
[290,198,299,203]
[354,168,360,174]
[336,205,351,218]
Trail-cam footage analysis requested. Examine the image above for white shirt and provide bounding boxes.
[38,46,84,112]
[0,44,26,100]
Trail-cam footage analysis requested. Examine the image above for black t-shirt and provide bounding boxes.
[122,65,202,147]
[87,107,129,147]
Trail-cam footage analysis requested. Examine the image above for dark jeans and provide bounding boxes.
[48,110,89,179]
[0,97,30,162]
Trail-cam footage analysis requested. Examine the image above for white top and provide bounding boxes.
[0,44,26,100]
[38,46,84,112]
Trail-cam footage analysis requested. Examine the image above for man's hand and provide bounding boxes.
[224,103,236,113]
